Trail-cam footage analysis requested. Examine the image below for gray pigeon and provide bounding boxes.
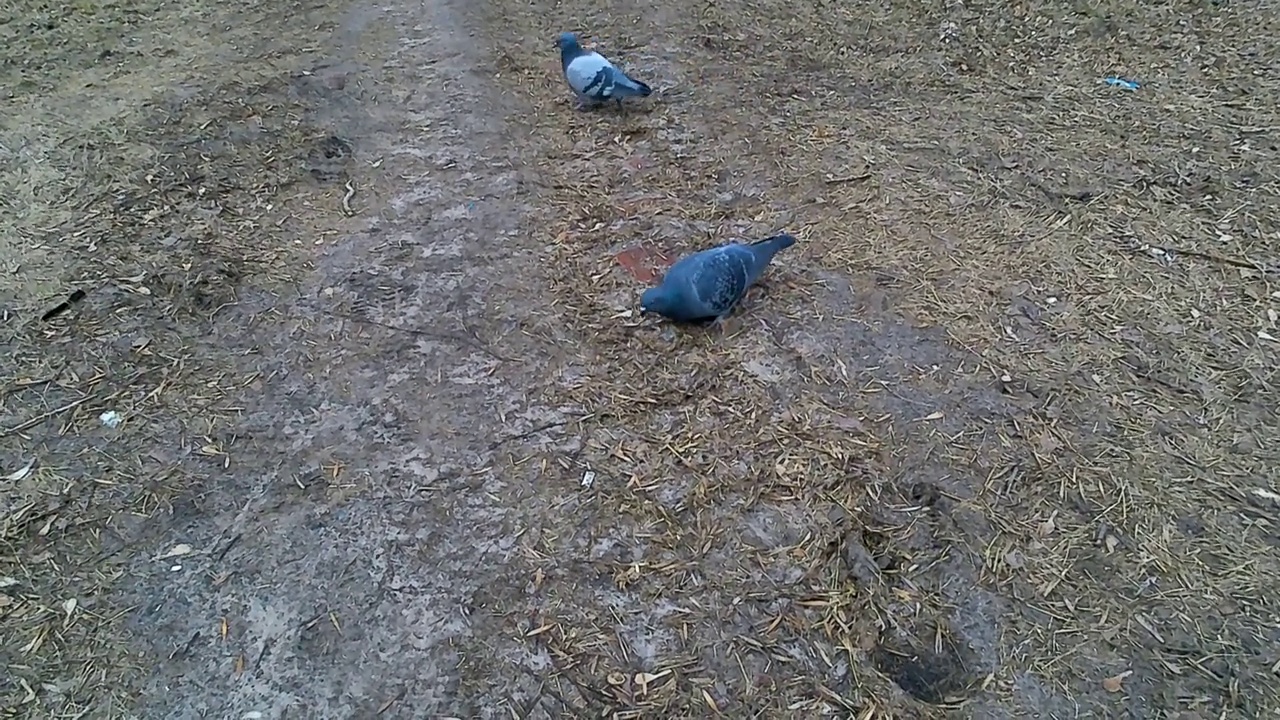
[639,234,797,324]
[556,31,652,110]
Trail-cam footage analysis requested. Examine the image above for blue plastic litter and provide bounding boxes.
[1103,77,1141,90]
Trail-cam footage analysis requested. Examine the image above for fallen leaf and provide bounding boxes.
[701,689,719,712]
[1102,670,1132,692]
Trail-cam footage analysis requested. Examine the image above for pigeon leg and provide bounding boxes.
[710,310,734,335]
[573,94,601,112]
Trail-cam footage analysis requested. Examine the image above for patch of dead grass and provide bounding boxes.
[477,0,1280,715]
[1,0,358,715]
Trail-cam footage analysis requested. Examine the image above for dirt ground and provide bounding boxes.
[3,0,1279,716]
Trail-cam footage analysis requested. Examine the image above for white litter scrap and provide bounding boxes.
[99,411,123,428]
[3,459,35,482]
[580,470,596,489]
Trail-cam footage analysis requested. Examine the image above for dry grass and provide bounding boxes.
[475,0,1280,715]
[1,0,354,715]
[4,0,1279,715]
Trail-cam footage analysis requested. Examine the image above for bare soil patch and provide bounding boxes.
[3,0,1278,717]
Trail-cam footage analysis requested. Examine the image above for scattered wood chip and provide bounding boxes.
[1251,487,1280,506]
[1102,670,1132,693]
[634,669,671,694]
[525,622,554,637]
[158,543,193,560]
[1038,512,1057,537]
[641,669,671,683]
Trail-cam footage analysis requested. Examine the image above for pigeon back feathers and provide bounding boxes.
[640,234,797,322]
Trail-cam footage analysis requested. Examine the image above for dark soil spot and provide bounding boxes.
[307,135,353,183]
[872,642,972,704]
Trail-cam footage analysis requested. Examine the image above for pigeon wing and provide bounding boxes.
[565,52,614,97]
[688,247,753,317]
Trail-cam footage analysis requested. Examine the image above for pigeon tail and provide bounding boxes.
[614,72,653,98]
[750,233,797,258]
[742,233,797,283]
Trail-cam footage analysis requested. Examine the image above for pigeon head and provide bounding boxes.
[639,285,678,318]
[556,32,581,52]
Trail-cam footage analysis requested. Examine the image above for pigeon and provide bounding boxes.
[639,233,797,324]
[556,31,653,110]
